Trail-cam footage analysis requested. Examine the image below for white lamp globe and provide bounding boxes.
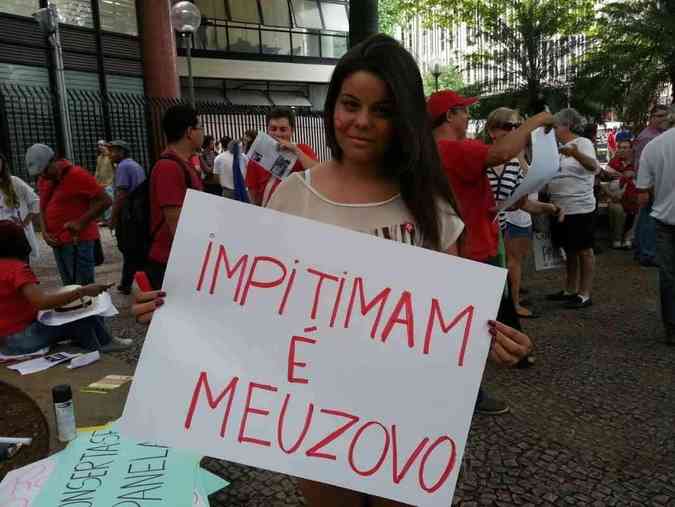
[171,1,202,34]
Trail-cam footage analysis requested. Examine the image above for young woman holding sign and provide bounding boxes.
[132,34,532,506]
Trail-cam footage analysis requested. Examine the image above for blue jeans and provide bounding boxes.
[635,205,657,263]
[656,221,675,335]
[53,240,95,285]
[0,316,112,355]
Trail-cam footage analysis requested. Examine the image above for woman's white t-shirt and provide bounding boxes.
[266,171,464,252]
[0,176,40,262]
[548,137,598,215]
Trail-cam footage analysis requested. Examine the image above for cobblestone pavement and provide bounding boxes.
[32,226,675,507]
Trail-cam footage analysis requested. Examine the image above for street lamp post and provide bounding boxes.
[431,62,444,92]
[34,4,73,160]
[170,1,201,106]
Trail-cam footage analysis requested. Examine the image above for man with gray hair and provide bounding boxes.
[27,144,111,285]
[636,106,675,345]
[547,108,600,309]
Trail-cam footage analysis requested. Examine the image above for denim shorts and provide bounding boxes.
[505,223,532,240]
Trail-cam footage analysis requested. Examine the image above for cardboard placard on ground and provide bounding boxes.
[118,191,507,506]
[533,231,564,271]
[0,425,227,506]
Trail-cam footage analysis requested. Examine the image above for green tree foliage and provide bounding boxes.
[575,0,675,127]
[392,0,596,114]
[423,66,464,96]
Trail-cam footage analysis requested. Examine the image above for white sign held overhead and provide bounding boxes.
[498,127,561,210]
[118,191,507,506]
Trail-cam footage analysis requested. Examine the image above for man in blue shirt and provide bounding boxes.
[108,140,146,294]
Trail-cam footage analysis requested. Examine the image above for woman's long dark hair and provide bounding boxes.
[0,152,19,209]
[0,220,31,260]
[324,33,458,251]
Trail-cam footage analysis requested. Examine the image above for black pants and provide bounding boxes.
[497,280,522,332]
[120,253,144,290]
[145,260,167,291]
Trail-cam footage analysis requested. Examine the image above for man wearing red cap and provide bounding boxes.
[428,90,553,415]
[428,90,553,263]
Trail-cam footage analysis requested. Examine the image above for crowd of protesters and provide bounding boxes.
[1,32,674,505]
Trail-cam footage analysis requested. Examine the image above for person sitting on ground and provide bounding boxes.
[604,139,639,249]
[483,107,561,319]
[0,220,131,356]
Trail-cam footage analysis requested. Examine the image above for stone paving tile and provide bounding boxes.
[30,228,675,506]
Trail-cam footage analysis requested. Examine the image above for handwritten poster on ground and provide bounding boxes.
[533,231,564,271]
[0,425,228,506]
[498,128,561,210]
[118,191,507,506]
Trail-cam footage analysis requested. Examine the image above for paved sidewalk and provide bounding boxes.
[26,228,675,507]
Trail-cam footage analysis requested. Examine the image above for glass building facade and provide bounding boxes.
[194,0,349,59]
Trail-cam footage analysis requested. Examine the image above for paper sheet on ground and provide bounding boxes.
[37,292,118,326]
[81,374,133,393]
[498,127,560,210]
[7,352,80,375]
[247,131,298,178]
[67,350,100,369]
[118,190,507,507]
[0,347,49,364]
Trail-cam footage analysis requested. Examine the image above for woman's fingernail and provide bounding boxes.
[489,328,496,336]
[488,320,496,326]
[155,299,164,307]
[159,291,167,297]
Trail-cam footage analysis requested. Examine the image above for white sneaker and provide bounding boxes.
[612,241,622,249]
[622,240,632,249]
[100,337,133,353]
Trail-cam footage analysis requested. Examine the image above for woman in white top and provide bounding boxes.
[547,108,600,309]
[131,34,533,507]
[0,153,40,262]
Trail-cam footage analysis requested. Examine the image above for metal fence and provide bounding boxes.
[0,84,329,181]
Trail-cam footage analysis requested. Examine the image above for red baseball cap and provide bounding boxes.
[426,90,478,121]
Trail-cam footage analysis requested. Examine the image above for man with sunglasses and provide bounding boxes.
[428,90,553,416]
[146,104,205,289]
[428,90,553,265]
[633,104,670,267]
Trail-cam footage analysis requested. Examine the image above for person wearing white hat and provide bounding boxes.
[26,144,112,286]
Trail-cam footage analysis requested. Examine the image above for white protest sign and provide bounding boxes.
[498,127,560,210]
[533,231,564,271]
[119,191,507,506]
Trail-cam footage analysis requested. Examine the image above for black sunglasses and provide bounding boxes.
[500,122,522,130]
